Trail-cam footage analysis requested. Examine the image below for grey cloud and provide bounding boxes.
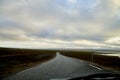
[0,0,120,49]
[28,26,106,42]
[0,32,29,41]
[0,16,21,28]
[106,15,120,31]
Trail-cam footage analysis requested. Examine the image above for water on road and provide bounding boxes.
[3,52,110,80]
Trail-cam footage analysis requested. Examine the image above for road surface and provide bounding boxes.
[3,52,110,80]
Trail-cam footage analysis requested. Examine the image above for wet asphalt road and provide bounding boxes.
[3,52,110,80]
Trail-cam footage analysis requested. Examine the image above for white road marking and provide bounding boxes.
[89,64,102,71]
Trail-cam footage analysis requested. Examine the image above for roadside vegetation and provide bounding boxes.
[0,47,120,79]
[0,47,56,79]
[59,50,120,72]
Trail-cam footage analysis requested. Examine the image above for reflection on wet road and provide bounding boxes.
[3,52,109,80]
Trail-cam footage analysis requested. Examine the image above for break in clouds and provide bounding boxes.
[0,0,120,49]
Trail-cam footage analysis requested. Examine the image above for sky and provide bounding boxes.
[0,0,120,49]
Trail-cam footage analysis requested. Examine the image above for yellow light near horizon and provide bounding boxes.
[73,40,104,46]
[106,37,120,44]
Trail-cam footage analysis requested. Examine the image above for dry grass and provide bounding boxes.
[0,48,120,79]
[0,47,56,79]
[59,50,120,72]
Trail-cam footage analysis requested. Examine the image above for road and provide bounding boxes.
[3,52,110,80]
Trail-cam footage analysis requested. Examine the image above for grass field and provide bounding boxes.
[0,47,56,79]
[59,50,120,72]
[0,47,120,79]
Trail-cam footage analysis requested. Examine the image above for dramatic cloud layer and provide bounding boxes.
[0,0,120,49]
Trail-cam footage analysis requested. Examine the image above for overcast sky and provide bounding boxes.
[0,0,120,49]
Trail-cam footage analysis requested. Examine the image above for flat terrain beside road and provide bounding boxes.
[3,53,109,80]
[0,48,120,79]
